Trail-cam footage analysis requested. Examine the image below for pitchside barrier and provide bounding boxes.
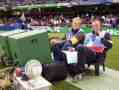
[48,26,119,37]
[103,27,119,36]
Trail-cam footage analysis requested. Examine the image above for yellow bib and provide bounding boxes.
[71,36,79,45]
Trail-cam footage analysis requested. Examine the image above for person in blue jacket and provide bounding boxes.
[51,17,85,62]
[84,19,112,65]
[51,17,86,79]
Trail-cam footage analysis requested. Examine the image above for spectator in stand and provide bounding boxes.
[30,18,39,26]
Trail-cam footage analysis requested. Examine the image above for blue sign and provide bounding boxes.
[80,0,112,5]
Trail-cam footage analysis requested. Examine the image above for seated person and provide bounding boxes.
[50,17,86,79]
[84,19,112,65]
[51,17,85,61]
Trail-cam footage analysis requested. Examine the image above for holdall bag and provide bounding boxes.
[42,63,68,83]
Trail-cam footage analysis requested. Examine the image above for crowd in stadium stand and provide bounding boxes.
[101,15,119,28]
[26,14,119,28]
[81,14,119,27]
[26,15,70,26]
[0,11,119,30]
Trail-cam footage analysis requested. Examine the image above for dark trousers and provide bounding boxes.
[52,43,66,64]
[52,43,105,77]
[52,43,87,77]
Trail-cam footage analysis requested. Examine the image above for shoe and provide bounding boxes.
[74,74,82,81]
